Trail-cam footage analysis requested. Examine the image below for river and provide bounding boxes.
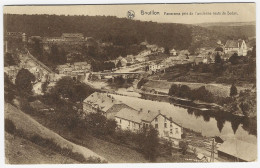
[111,93,257,144]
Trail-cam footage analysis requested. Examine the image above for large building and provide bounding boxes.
[224,40,248,56]
[83,92,133,119]
[115,108,183,141]
[43,33,85,44]
[83,92,184,143]
[56,62,91,76]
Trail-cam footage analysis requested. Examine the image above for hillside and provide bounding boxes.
[196,22,256,39]
[5,132,78,164]
[4,103,106,164]
[4,14,236,51]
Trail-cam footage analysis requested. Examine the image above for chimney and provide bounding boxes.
[158,110,161,114]
[148,110,150,113]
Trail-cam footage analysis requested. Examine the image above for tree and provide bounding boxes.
[137,126,159,162]
[52,76,95,102]
[4,73,15,103]
[215,47,223,52]
[229,53,239,65]
[116,60,122,68]
[41,81,49,94]
[215,52,222,64]
[230,84,238,97]
[164,47,170,54]
[179,85,191,98]
[15,68,36,95]
[168,84,179,96]
[5,119,16,134]
[4,52,16,66]
[179,140,188,155]
[105,119,117,135]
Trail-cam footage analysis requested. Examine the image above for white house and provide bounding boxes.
[149,63,164,72]
[115,108,183,141]
[224,39,247,56]
[170,48,177,56]
[83,92,134,119]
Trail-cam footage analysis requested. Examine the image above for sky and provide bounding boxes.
[3,3,256,24]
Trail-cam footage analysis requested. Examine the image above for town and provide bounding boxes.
[4,12,257,164]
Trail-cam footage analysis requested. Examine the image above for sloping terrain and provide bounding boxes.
[5,132,78,164]
[4,103,106,164]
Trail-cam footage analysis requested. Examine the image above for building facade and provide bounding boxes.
[224,40,248,56]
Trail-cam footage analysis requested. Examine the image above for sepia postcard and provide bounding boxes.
[2,2,257,165]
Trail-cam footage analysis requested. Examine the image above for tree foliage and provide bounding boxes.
[4,14,193,50]
[15,68,36,95]
[137,126,159,162]
[230,84,238,97]
[52,76,95,102]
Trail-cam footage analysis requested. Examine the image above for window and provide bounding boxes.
[170,122,173,127]
[120,119,121,124]
[170,129,173,134]
[143,123,145,128]
[146,124,149,128]
[176,128,179,134]
[155,124,158,129]
[164,123,167,128]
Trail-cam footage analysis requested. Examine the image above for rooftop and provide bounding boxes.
[225,40,245,48]
[217,139,257,162]
[84,92,122,112]
[115,108,160,124]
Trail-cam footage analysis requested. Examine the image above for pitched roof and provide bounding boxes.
[115,107,160,124]
[140,110,160,122]
[217,139,257,162]
[225,40,239,48]
[115,108,142,123]
[84,92,121,112]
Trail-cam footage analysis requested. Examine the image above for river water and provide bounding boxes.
[111,93,257,144]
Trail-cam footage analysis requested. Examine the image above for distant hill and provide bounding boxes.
[4,14,192,50]
[4,14,255,58]
[196,21,255,27]
[195,22,256,39]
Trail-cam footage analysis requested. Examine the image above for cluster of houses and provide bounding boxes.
[4,51,59,84]
[56,62,91,76]
[83,92,183,144]
[147,39,249,73]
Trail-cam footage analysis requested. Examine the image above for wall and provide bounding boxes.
[115,117,140,132]
[150,114,182,140]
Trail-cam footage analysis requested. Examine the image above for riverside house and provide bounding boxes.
[115,108,183,143]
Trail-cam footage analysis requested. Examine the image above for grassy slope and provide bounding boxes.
[4,103,106,163]
[5,132,78,164]
[26,106,148,163]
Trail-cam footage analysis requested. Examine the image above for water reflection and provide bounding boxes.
[140,93,257,136]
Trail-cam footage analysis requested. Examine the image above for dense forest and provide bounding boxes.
[4,14,234,51]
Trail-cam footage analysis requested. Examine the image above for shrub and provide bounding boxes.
[137,78,148,89]
[29,134,88,163]
[5,119,16,134]
[179,140,188,155]
[230,84,238,97]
